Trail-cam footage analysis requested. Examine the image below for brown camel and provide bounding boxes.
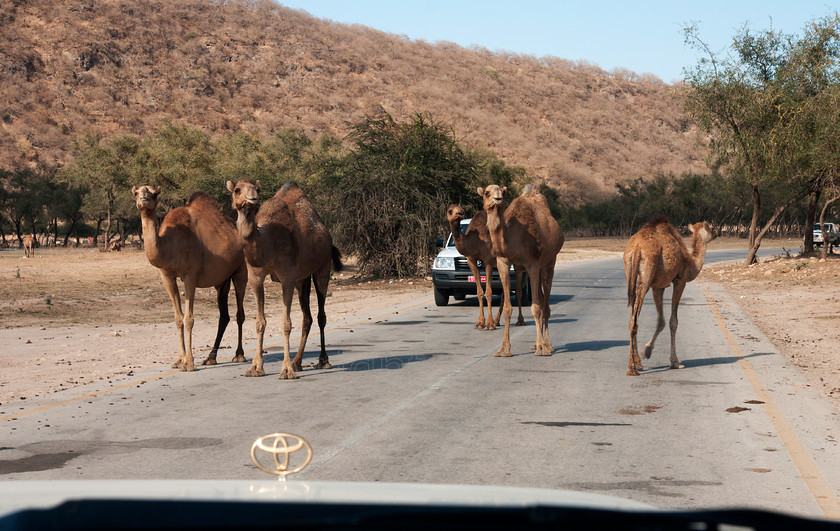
[445,205,525,329]
[479,184,565,357]
[22,235,34,258]
[623,216,717,376]
[227,179,342,380]
[132,185,248,372]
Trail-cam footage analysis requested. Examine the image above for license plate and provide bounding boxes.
[467,275,487,282]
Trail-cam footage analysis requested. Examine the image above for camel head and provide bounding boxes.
[226,179,261,212]
[688,221,717,244]
[478,185,506,213]
[132,185,160,212]
[446,204,465,224]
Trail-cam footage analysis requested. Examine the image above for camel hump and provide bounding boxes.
[185,191,221,210]
[643,215,672,229]
[281,181,302,193]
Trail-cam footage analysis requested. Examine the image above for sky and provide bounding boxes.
[276,0,839,83]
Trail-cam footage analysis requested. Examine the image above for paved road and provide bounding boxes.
[2,249,839,519]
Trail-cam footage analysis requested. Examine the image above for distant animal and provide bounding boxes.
[22,235,34,258]
[479,184,564,357]
[109,241,122,252]
[623,216,717,376]
[133,185,248,372]
[227,179,342,380]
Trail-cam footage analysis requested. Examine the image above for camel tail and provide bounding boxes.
[331,245,344,272]
[625,248,640,307]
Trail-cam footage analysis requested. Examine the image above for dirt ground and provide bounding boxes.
[1,238,837,416]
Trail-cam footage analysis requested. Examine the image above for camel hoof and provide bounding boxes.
[494,349,512,357]
[485,323,497,331]
[626,369,640,376]
[515,319,526,327]
[293,363,303,372]
[643,347,653,359]
[535,348,552,357]
[278,367,298,380]
[200,357,217,366]
[180,364,196,372]
[244,367,265,377]
[231,354,247,363]
[171,360,183,369]
[316,360,332,370]
[670,363,685,369]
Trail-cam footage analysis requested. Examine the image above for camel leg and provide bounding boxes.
[514,267,526,326]
[494,258,513,357]
[313,272,332,369]
[245,274,267,377]
[278,279,298,380]
[528,265,550,356]
[293,277,313,372]
[180,277,198,372]
[643,288,666,360]
[159,271,187,370]
[538,261,555,354]
[204,278,231,366]
[483,262,496,330]
[627,287,647,376]
[231,264,248,363]
[466,257,486,329]
[668,281,687,369]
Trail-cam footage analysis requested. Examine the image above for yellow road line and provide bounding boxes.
[3,298,435,423]
[704,287,840,520]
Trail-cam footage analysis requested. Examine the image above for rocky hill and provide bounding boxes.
[1,0,708,203]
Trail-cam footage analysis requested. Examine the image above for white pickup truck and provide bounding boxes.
[812,222,839,248]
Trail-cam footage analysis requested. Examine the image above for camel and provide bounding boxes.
[132,185,248,372]
[226,179,342,380]
[445,205,526,330]
[22,235,34,258]
[623,216,717,376]
[479,184,564,357]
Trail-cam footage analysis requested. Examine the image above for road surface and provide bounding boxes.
[1,250,838,519]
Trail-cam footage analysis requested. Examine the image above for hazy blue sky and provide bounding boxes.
[276,1,838,83]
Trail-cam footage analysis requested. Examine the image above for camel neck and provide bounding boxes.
[139,209,165,267]
[485,207,509,257]
[235,208,266,267]
[687,234,708,281]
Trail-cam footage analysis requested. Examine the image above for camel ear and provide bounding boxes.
[502,186,508,195]
[153,186,161,196]
[131,186,137,196]
[688,223,697,234]
[255,180,261,192]
[477,187,484,196]
[226,180,235,193]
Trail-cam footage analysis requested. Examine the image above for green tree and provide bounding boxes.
[322,112,480,278]
[69,133,139,249]
[684,15,840,264]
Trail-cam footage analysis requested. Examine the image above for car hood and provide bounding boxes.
[434,246,464,260]
[0,480,652,517]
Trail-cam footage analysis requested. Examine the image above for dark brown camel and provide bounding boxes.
[445,204,526,329]
[227,179,342,380]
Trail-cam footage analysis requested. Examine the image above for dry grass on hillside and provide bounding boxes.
[1,0,706,203]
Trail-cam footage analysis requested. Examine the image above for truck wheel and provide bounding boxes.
[434,286,450,306]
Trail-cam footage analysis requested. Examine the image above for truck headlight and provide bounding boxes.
[433,256,455,270]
